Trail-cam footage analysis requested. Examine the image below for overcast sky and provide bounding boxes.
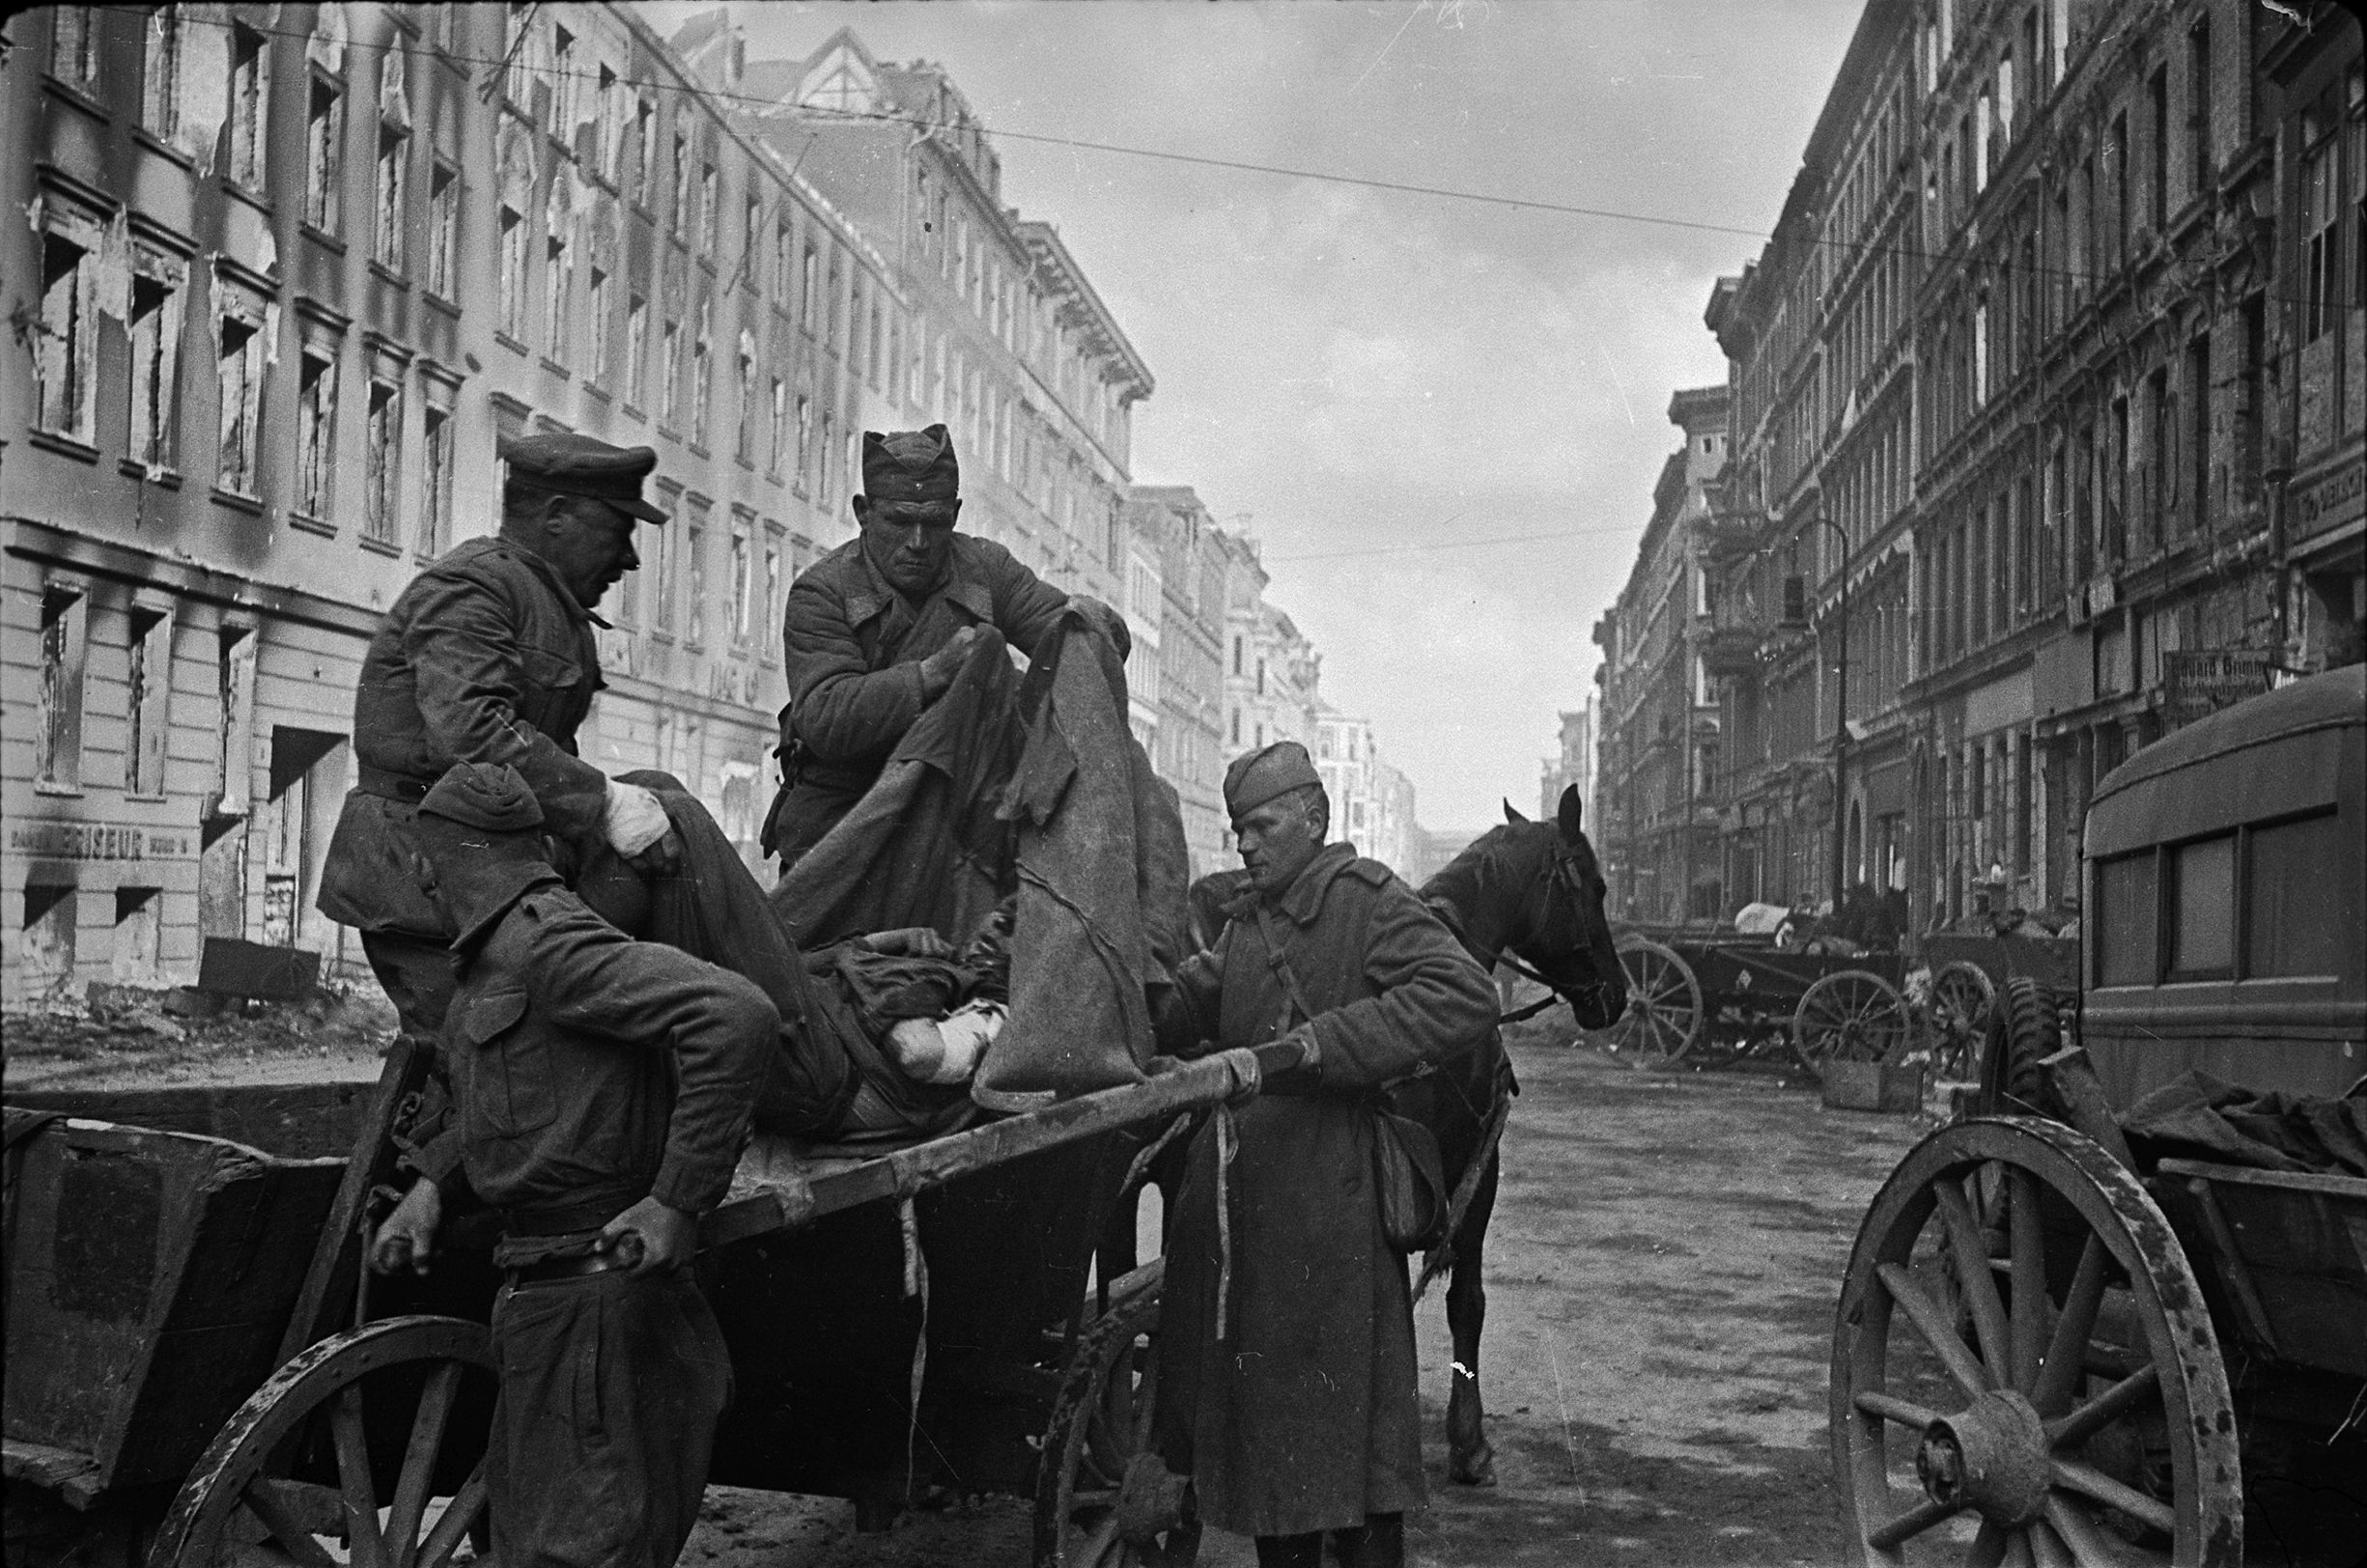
[648,0,1866,829]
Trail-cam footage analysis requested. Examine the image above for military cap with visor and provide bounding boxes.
[499,432,668,524]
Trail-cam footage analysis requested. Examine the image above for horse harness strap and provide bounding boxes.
[1414,1087,1516,1302]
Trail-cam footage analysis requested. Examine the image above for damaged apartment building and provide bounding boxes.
[1598,0,2362,930]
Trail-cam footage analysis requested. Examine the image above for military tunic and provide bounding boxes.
[1153,843,1497,1538]
[773,534,1068,861]
[319,535,613,1030]
[436,877,775,1568]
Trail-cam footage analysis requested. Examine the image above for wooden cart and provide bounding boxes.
[7,1038,1292,1568]
[1827,666,2367,1566]
[1913,932,2082,1084]
[1599,926,1913,1076]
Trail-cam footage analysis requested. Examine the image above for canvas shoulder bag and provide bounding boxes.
[1252,906,1447,1253]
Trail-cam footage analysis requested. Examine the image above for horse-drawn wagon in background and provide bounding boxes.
[1600,927,1913,1076]
[1828,665,2367,1565]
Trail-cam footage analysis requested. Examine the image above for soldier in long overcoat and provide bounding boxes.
[319,434,679,1037]
[1153,742,1497,1568]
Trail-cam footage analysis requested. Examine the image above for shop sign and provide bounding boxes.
[2292,454,2364,540]
[9,822,195,860]
[2166,649,2274,723]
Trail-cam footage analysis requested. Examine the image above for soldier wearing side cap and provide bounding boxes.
[1151,742,1497,1568]
[370,762,773,1568]
[320,432,684,1038]
[766,423,1133,866]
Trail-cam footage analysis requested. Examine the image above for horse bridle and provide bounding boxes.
[1499,846,1620,1025]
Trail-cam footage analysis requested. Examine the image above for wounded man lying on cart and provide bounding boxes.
[382,760,1026,1222]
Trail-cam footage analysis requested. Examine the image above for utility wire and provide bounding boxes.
[1266,523,1648,564]
[70,4,2324,309]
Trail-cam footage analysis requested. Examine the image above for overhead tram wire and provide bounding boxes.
[1267,523,1647,565]
[80,5,2325,309]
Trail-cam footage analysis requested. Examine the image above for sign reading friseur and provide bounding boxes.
[8,823,197,861]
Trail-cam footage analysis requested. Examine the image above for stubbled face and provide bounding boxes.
[1234,794,1325,899]
[857,495,964,599]
[540,497,640,607]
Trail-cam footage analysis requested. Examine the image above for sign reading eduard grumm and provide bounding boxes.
[2166,649,2276,723]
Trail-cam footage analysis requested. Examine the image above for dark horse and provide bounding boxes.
[1183,784,1624,1485]
[1397,783,1624,1484]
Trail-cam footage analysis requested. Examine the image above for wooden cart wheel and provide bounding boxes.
[1925,963,1996,1082]
[1601,938,1703,1066]
[1831,1117,2241,1567]
[1034,1269,1198,1568]
[1792,969,1911,1073]
[149,1316,496,1568]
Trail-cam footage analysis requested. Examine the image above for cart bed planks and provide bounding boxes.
[2154,1157,2367,1378]
[2,1119,341,1503]
[702,1050,1254,1249]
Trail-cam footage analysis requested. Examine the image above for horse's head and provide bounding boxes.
[1497,785,1627,1031]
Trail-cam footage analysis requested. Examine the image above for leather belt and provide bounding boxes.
[504,1251,625,1287]
[357,765,434,803]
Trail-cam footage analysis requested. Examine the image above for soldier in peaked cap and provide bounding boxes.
[321,432,683,1041]
[372,761,773,1568]
[766,423,1135,866]
[1150,742,1495,1568]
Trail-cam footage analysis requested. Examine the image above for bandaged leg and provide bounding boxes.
[885,1000,1005,1085]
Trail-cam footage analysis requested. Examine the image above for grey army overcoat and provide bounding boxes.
[1153,842,1496,1537]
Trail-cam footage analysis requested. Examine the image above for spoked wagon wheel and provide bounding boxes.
[1792,969,1911,1073]
[1035,1269,1198,1568]
[1601,938,1703,1066]
[149,1316,496,1568]
[1831,1117,2240,1567]
[1925,963,1996,1082]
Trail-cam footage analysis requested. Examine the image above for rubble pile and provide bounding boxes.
[2,978,398,1078]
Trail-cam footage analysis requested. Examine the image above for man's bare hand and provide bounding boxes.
[371,1179,443,1276]
[598,1195,697,1277]
[860,926,956,960]
[918,626,985,700]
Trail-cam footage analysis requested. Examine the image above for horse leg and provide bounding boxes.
[1443,1150,1501,1486]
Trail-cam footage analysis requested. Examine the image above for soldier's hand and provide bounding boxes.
[371,1179,443,1276]
[599,1195,697,1277]
[917,626,984,700]
[604,779,673,858]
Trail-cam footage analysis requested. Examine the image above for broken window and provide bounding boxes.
[419,401,453,556]
[661,318,682,426]
[38,584,89,791]
[375,123,409,270]
[296,346,339,520]
[50,8,97,87]
[35,206,99,443]
[498,203,527,339]
[306,70,345,236]
[626,294,649,406]
[588,268,611,386]
[544,183,572,365]
[215,286,268,495]
[128,247,186,471]
[126,602,174,798]
[691,299,714,446]
[427,162,457,297]
[143,6,183,139]
[228,23,270,186]
[364,377,401,545]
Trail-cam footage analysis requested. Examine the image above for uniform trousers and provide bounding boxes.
[488,1270,733,1568]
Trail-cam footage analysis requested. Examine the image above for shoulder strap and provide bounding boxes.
[1252,903,1318,1031]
